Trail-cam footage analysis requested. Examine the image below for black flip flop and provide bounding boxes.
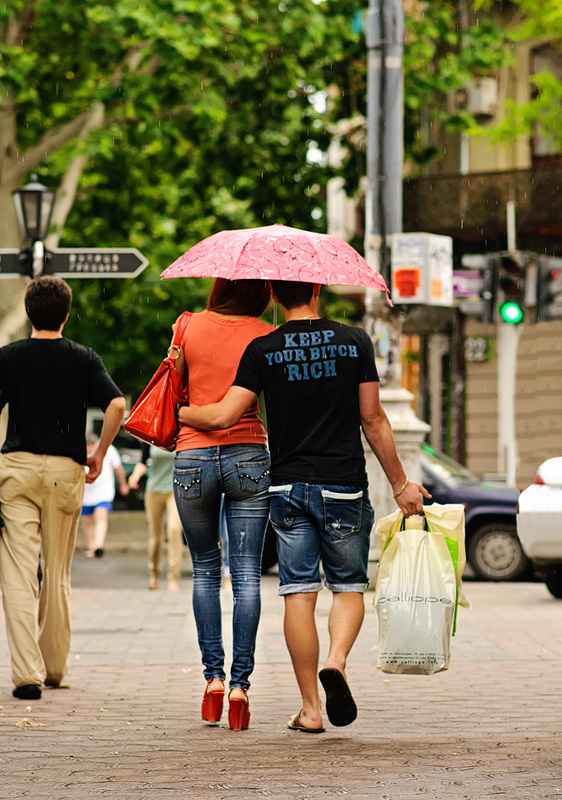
[318,668,357,727]
[287,711,325,733]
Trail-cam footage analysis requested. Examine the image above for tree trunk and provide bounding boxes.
[0,185,27,346]
[46,102,105,249]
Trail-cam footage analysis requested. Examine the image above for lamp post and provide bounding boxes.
[2,179,147,280]
[12,175,57,277]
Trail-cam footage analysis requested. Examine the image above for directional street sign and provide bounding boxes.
[0,249,20,276]
[0,247,148,279]
[46,248,148,278]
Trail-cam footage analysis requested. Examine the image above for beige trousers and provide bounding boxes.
[145,490,183,581]
[0,452,85,688]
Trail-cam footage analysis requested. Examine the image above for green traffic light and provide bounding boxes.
[499,301,524,324]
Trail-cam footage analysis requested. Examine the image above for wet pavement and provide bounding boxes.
[1,513,562,798]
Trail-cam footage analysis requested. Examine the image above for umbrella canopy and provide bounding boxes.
[161,224,391,301]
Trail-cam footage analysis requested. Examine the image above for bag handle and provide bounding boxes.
[399,513,429,532]
[167,311,193,360]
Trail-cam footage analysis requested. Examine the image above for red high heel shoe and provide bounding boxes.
[201,680,224,724]
[228,689,250,730]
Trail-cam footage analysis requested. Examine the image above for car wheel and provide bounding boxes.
[467,522,529,581]
[544,567,562,599]
[261,521,278,574]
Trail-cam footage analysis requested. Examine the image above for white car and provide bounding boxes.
[516,457,562,598]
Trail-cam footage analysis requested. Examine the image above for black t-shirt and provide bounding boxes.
[234,319,379,486]
[0,338,123,465]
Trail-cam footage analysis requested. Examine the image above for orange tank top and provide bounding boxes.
[175,309,273,452]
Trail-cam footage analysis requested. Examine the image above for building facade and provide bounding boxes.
[328,3,562,486]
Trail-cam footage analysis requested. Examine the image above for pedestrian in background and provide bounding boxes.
[179,280,430,732]
[0,276,125,701]
[128,443,185,591]
[173,278,272,730]
[81,433,129,558]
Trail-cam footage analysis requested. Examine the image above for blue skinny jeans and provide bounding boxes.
[173,444,270,690]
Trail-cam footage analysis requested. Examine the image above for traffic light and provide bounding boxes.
[497,252,527,325]
[536,256,562,322]
[478,254,498,323]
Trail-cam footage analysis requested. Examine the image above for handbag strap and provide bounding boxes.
[168,311,193,357]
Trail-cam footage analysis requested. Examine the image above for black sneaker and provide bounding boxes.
[13,684,42,700]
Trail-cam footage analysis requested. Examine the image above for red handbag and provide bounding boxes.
[124,311,193,451]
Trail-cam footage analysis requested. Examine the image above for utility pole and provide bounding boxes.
[362,0,430,559]
[363,0,404,388]
[497,198,520,486]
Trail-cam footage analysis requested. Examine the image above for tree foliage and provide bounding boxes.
[4,1,532,393]
[1,0,357,392]
[1,0,339,236]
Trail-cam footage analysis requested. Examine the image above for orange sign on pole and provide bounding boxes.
[394,268,421,298]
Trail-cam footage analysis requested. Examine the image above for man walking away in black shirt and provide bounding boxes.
[178,280,430,733]
[0,276,125,700]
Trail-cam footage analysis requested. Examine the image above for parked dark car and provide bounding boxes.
[420,444,525,581]
[262,445,524,579]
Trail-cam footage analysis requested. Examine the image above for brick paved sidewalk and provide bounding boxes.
[1,578,562,799]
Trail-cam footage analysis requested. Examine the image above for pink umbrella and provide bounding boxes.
[161,223,391,303]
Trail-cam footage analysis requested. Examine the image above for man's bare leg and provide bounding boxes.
[323,591,365,676]
[92,506,109,552]
[318,591,365,726]
[82,515,95,557]
[283,592,323,730]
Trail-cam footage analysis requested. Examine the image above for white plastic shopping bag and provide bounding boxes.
[373,504,468,675]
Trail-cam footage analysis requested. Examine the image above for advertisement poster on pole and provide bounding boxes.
[391,233,453,307]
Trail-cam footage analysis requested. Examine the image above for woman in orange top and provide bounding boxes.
[173,278,272,730]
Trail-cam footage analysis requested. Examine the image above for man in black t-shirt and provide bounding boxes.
[179,281,429,732]
[0,276,125,701]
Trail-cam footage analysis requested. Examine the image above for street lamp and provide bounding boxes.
[12,175,57,277]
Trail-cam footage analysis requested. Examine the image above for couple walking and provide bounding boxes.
[173,277,428,732]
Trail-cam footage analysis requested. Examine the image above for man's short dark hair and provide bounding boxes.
[25,276,72,331]
[271,281,316,309]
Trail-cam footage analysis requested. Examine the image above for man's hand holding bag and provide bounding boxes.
[373,504,469,676]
